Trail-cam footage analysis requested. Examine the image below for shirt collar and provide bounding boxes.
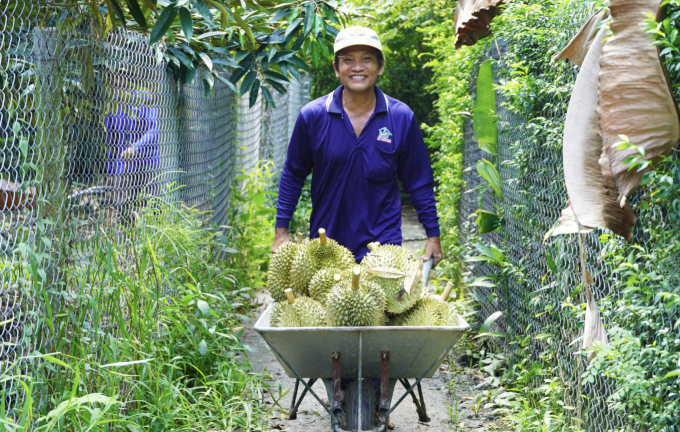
[326,85,389,115]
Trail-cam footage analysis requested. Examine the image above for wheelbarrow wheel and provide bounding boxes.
[343,379,377,431]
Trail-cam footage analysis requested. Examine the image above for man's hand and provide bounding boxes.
[272,227,292,253]
[422,236,443,268]
[120,147,136,161]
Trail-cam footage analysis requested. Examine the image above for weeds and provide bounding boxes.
[4,164,277,431]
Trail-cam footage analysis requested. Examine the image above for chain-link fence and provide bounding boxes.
[459,2,680,430]
[1,3,308,419]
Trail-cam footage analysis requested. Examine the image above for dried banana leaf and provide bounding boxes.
[583,286,607,362]
[553,11,607,67]
[555,25,636,241]
[454,0,505,50]
[599,0,680,197]
[546,205,593,239]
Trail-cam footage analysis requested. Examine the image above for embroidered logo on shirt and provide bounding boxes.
[377,127,393,143]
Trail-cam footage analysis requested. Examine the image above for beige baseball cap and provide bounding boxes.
[334,26,382,53]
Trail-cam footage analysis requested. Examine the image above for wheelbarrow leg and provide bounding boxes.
[288,379,300,419]
[330,352,345,431]
[399,378,431,422]
[289,378,317,419]
[377,351,391,431]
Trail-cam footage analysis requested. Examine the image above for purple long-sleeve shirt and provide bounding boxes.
[105,94,159,175]
[276,85,440,259]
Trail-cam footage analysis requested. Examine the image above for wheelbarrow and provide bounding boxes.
[254,258,470,431]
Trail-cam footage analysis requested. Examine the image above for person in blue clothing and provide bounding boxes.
[104,67,160,220]
[272,26,443,266]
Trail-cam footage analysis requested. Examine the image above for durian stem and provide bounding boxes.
[319,228,327,245]
[297,232,303,244]
[441,281,454,302]
[351,267,360,291]
[285,289,295,304]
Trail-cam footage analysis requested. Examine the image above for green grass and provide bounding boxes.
[4,165,277,431]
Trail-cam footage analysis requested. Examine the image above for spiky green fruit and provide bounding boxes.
[335,268,387,312]
[307,229,355,270]
[288,247,317,296]
[309,267,347,305]
[267,242,301,302]
[391,295,460,327]
[326,267,385,327]
[270,297,326,328]
[361,244,423,313]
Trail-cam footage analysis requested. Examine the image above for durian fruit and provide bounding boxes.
[288,246,317,296]
[267,241,302,302]
[336,267,387,312]
[392,282,460,327]
[361,243,424,314]
[307,229,355,271]
[326,267,386,327]
[309,268,347,305]
[269,301,286,327]
[271,289,326,328]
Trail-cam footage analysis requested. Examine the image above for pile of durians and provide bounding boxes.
[268,229,460,328]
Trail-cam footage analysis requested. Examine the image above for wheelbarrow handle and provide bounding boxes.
[421,257,435,287]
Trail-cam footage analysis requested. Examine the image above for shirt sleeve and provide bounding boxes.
[131,107,159,152]
[276,113,314,228]
[397,114,441,237]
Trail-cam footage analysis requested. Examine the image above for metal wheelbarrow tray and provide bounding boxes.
[254,303,470,431]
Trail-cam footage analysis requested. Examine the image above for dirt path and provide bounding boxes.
[243,206,503,431]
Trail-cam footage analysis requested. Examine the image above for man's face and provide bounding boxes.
[333,45,384,93]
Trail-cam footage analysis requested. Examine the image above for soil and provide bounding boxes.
[243,206,503,431]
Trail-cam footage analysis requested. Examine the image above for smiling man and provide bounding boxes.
[273,26,443,266]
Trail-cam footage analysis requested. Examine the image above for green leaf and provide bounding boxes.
[196,299,210,316]
[124,0,148,27]
[479,311,503,333]
[466,277,497,288]
[475,210,501,233]
[263,70,289,85]
[252,192,266,206]
[269,50,297,63]
[229,67,248,85]
[474,332,506,339]
[240,70,258,95]
[266,78,286,94]
[303,1,314,35]
[474,60,497,155]
[212,57,240,68]
[249,78,260,108]
[179,7,193,42]
[320,3,339,24]
[285,17,303,39]
[477,159,503,198]
[287,55,310,73]
[108,0,128,27]
[167,47,194,69]
[261,85,276,108]
[234,50,252,63]
[192,0,214,26]
[663,370,680,379]
[149,5,177,44]
[198,51,213,71]
[310,40,320,68]
[215,73,238,92]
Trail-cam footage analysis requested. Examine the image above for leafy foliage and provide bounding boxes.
[81,0,359,106]
[5,164,279,430]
